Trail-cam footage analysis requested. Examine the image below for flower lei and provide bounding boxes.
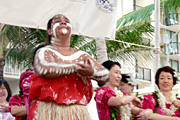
[18,94,27,120]
[174,72,180,83]
[109,88,131,120]
[136,92,144,100]
[153,91,177,115]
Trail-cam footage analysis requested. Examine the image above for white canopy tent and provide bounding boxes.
[0,0,118,39]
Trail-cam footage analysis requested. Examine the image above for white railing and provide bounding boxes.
[4,66,21,76]
[3,62,25,79]
[121,66,135,74]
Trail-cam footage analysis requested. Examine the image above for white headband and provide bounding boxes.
[126,78,141,86]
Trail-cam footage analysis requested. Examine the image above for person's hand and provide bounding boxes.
[136,109,152,120]
[132,96,142,108]
[172,99,180,108]
[0,103,9,112]
[75,58,94,76]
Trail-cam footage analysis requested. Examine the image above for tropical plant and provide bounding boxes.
[113,0,180,68]
[0,0,180,78]
[1,25,47,69]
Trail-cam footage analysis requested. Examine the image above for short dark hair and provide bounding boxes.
[102,60,121,70]
[121,74,130,84]
[155,66,176,88]
[0,79,12,102]
[98,60,121,87]
[47,18,53,44]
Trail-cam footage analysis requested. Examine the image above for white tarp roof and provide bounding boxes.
[0,0,118,38]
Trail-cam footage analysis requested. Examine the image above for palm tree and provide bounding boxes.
[0,24,7,79]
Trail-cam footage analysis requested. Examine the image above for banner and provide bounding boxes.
[0,0,118,38]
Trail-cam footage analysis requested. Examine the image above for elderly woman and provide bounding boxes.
[28,14,109,120]
[142,66,180,120]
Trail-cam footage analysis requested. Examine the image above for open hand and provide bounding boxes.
[136,109,152,120]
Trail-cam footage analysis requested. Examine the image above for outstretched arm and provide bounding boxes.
[11,105,27,117]
[139,113,180,120]
[108,95,136,106]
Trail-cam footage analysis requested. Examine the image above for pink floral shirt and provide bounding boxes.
[9,95,25,120]
[142,94,180,117]
[94,86,128,120]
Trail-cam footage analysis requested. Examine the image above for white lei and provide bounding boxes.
[157,91,177,115]
[115,88,132,120]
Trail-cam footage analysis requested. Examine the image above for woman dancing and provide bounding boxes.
[95,60,151,120]
[28,14,109,120]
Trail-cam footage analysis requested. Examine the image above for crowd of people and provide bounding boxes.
[2,14,180,120]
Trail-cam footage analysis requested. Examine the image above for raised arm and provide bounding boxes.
[145,113,180,120]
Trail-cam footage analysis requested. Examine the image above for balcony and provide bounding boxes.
[166,42,180,55]
[163,13,180,26]
[3,60,25,79]
[134,5,143,10]
[135,66,151,82]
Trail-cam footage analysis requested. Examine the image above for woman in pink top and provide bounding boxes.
[141,66,180,120]
[95,60,152,120]
[0,78,15,120]
[9,70,34,120]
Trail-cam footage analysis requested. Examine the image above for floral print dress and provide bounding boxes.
[95,86,129,120]
[142,94,180,117]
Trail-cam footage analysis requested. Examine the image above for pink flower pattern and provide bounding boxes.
[142,94,180,117]
[95,86,128,120]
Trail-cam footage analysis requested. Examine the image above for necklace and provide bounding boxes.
[153,91,177,115]
[110,88,131,120]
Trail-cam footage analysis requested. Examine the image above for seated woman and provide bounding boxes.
[141,66,180,120]
[28,14,109,120]
[94,60,152,120]
[0,79,15,120]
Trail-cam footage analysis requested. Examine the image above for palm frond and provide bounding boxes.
[163,0,180,14]
[2,25,47,68]
[116,21,154,44]
[71,35,97,59]
[117,4,154,28]
[117,0,180,29]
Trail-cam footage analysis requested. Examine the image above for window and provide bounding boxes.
[164,30,178,54]
[169,60,179,72]
[133,0,142,10]
[135,66,151,81]
[164,13,179,26]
